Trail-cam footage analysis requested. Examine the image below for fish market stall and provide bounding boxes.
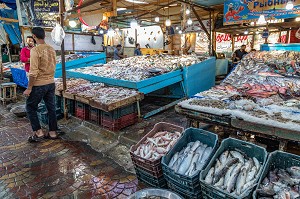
[176,51,300,149]
[67,55,215,118]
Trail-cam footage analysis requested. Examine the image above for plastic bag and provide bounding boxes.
[64,0,74,11]
[296,27,300,39]
[51,23,65,46]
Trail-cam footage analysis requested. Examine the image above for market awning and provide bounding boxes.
[0,9,21,45]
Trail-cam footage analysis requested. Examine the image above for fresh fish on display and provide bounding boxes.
[134,131,181,161]
[168,141,213,177]
[256,166,300,199]
[71,55,207,82]
[204,150,262,197]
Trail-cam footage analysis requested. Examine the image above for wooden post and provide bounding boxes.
[251,34,255,49]
[209,11,212,55]
[112,0,117,16]
[231,34,235,52]
[59,0,67,119]
[72,33,75,51]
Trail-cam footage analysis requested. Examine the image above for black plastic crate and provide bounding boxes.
[162,128,218,191]
[253,151,300,199]
[89,107,101,124]
[101,104,137,120]
[135,166,167,188]
[200,138,268,199]
[75,101,90,120]
[167,181,201,199]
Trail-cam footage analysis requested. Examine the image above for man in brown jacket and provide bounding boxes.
[23,27,59,142]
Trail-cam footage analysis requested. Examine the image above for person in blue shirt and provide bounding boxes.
[113,44,127,60]
[134,43,142,56]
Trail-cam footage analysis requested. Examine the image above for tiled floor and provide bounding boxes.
[0,107,141,199]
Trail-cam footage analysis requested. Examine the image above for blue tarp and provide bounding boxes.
[0,9,21,45]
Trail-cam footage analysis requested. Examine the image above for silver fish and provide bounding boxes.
[213,158,239,184]
[205,167,215,185]
[191,141,201,152]
[246,166,257,182]
[223,164,236,189]
[253,157,261,173]
[168,152,179,168]
[230,151,245,164]
[235,167,247,195]
[241,179,256,194]
[185,153,200,175]
[226,164,242,193]
[177,151,194,175]
[215,177,224,187]
[287,166,300,178]
[220,150,229,165]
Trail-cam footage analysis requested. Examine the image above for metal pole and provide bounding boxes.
[59,0,67,119]
[209,11,212,56]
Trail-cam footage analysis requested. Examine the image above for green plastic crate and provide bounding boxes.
[135,166,167,188]
[253,150,300,199]
[162,128,218,193]
[167,181,201,199]
[199,138,268,199]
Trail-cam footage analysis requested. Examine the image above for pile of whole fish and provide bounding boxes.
[56,54,89,64]
[55,78,90,91]
[256,166,300,199]
[168,140,213,177]
[72,55,207,82]
[133,131,181,161]
[204,150,262,196]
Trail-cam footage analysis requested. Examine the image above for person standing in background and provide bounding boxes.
[134,43,142,56]
[20,36,35,73]
[23,27,59,142]
[113,44,127,60]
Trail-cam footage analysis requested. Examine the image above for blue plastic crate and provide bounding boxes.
[135,166,167,188]
[38,111,63,125]
[11,68,28,88]
[199,138,268,199]
[61,98,75,115]
[162,128,218,191]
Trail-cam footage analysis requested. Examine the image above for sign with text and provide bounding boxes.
[224,0,300,25]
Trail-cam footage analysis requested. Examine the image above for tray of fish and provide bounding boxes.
[130,122,184,177]
[162,128,218,192]
[200,138,268,199]
[253,150,300,199]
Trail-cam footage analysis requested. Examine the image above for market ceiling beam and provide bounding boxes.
[66,0,110,13]
[175,0,213,11]
[192,6,210,38]
[67,8,108,19]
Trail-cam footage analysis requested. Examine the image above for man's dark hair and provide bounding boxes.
[117,44,122,48]
[26,36,34,40]
[32,27,45,39]
[136,43,140,48]
[241,44,246,47]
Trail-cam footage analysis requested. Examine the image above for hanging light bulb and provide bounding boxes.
[107,27,115,37]
[178,30,182,34]
[115,26,119,31]
[165,18,171,26]
[99,29,104,34]
[187,18,192,25]
[130,19,138,29]
[256,30,259,34]
[257,14,266,25]
[69,20,77,28]
[186,8,190,15]
[176,26,179,30]
[244,29,249,35]
[155,16,160,22]
[286,1,294,10]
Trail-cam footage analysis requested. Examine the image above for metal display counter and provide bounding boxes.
[175,104,300,150]
[261,43,300,51]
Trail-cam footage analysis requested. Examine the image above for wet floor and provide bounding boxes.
[0,107,142,199]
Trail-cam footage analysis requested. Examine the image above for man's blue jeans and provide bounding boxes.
[26,83,58,132]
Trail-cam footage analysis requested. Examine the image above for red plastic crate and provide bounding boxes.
[130,123,184,178]
[75,107,90,120]
[101,113,138,131]
[89,107,101,124]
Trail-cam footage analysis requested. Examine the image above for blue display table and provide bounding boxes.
[261,43,300,51]
[11,53,106,88]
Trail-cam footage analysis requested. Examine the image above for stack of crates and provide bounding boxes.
[101,104,138,131]
[89,107,101,124]
[130,123,184,188]
[75,101,90,120]
[162,128,218,199]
